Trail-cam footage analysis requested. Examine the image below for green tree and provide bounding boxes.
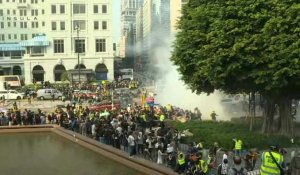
[172,0,300,135]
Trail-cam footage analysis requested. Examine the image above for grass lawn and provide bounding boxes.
[166,120,299,150]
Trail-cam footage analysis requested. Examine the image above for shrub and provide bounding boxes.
[166,120,299,150]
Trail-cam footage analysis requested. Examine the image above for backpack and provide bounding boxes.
[232,167,244,175]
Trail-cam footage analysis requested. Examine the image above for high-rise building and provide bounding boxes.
[0,0,114,84]
[119,0,143,67]
[134,0,188,72]
[135,0,173,71]
[170,0,188,34]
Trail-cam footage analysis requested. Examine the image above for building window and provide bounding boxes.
[75,39,85,53]
[24,22,27,28]
[94,21,99,30]
[42,21,45,26]
[0,22,3,28]
[13,22,16,27]
[54,39,64,53]
[7,22,10,27]
[51,21,56,30]
[60,5,65,14]
[73,20,86,30]
[102,5,107,14]
[35,9,38,15]
[42,9,44,14]
[8,34,11,39]
[51,5,56,14]
[0,10,3,16]
[60,21,65,30]
[0,0,2,3]
[73,4,85,14]
[19,9,26,16]
[31,21,38,28]
[7,9,10,15]
[0,34,4,41]
[14,34,17,39]
[13,10,16,15]
[20,22,23,28]
[96,39,106,52]
[102,21,107,30]
[24,34,27,40]
[93,5,98,13]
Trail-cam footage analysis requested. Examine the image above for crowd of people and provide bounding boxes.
[0,83,300,175]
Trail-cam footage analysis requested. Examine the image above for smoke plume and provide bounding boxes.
[150,34,243,121]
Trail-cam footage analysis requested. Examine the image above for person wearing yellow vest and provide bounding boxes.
[197,153,208,174]
[260,145,284,175]
[233,138,243,156]
[159,113,165,122]
[176,152,186,174]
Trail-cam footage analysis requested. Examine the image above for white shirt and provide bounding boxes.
[223,153,228,161]
[146,138,154,148]
[91,124,96,136]
[127,135,135,146]
[157,150,164,164]
[167,146,174,153]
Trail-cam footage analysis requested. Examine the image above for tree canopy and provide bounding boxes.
[172,0,300,135]
[172,0,300,98]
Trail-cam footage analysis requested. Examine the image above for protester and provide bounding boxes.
[217,158,229,175]
[289,151,300,175]
[233,138,243,156]
[228,156,247,175]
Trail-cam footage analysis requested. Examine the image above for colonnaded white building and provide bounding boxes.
[0,0,115,84]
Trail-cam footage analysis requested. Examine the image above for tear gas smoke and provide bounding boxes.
[150,35,245,121]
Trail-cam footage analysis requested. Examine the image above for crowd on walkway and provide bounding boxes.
[0,85,300,175]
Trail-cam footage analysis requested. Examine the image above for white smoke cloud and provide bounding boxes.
[149,34,245,121]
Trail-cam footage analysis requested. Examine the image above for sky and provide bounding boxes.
[112,0,121,43]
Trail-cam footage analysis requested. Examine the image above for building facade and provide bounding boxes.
[119,0,143,68]
[0,0,114,84]
[135,0,187,72]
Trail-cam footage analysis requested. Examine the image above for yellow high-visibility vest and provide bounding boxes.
[260,151,283,175]
[198,159,208,173]
[159,114,165,121]
[235,139,242,150]
[178,154,185,165]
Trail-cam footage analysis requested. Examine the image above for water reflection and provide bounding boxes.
[0,132,141,175]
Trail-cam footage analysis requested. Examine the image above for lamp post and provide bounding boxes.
[75,24,81,88]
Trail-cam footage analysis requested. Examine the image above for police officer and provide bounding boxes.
[260,145,284,175]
